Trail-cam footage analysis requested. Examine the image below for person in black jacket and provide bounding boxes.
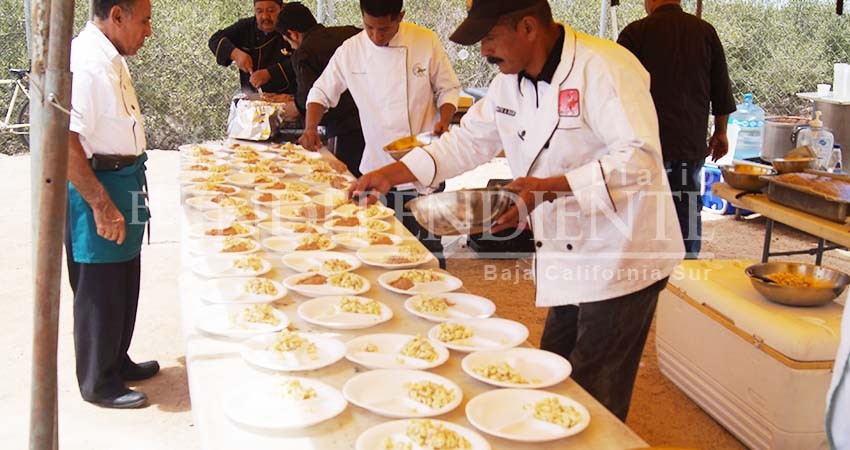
[276,2,365,176]
[618,0,736,259]
[208,0,296,94]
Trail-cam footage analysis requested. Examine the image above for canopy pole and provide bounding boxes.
[29,0,76,448]
[696,0,703,18]
[598,0,609,38]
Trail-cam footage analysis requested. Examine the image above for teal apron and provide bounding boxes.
[68,153,150,264]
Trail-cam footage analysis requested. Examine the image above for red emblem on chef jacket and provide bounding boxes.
[559,89,580,117]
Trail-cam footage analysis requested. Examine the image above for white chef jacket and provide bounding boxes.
[403,26,685,306]
[306,21,460,183]
[826,302,849,450]
[69,22,146,158]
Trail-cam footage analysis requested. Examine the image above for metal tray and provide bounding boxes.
[763,172,850,223]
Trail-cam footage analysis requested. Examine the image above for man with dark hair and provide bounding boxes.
[66,0,157,409]
[352,0,684,420]
[618,0,736,258]
[276,2,364,176]
[299,0,461,268]
[208,0,296,94]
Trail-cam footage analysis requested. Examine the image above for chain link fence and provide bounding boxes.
[1,0,848,155]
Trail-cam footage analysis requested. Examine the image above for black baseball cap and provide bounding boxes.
[450,0,547,45]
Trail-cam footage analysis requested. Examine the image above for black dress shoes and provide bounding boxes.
[93,390,148,409]
[121,360,160,381]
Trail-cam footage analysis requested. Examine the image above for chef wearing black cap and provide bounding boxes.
[352,0,685,420]
[208,0,296,94]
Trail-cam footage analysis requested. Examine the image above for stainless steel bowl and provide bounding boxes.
[405,187,516,236]
[745,262,850,306]
[383,132,435,161]
[720,163,775,191]
[771,157,815,174]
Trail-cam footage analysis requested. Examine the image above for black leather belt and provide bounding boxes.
[90,154,138,171]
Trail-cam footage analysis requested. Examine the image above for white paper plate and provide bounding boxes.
[377,270,463,295]
[345,334,448,370]
[185,195,248,211]
[238,166,288,177]
[200,277,287,304]
[183,183,241,197]
[299,173,355,188]
[220,141,269,153]
[273,204,333,222]
[283,272,371,298]
[281,251,361,274]
[323,217,392,234]
[180,156,227,168]
[331,232,403,250]
[178,173,229,185]
[428,318,528,353]
[343,369,462,419]
[178,142,224,153]
[465,389,590,442]
[355,205,395,221]
[311,191,350,208]
[191,254,272,278]
[257,220,324,236]
[461,348,572,389]
[250,191,311,207]
[263,235,336,253]
[357,244,434,269]
[226,173,279,187]
[403,293,496,323]
[255,181,311,194]
[224,376,347,430]
[241,332,346,372]
[188,222,257,239]
[187,238,260,256]
[195,304,288,338]
[298,296,393,330]
[356,419,491,450]
[203,207,268,225]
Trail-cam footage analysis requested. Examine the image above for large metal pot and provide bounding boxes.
[761,116,809,161]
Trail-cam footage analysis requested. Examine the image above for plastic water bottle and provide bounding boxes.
[796,111,835,170]
[727,93,765,161]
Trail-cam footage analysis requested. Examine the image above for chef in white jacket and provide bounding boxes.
[300,0,461,267]
[352,0,685,420]
[826,301,849,449]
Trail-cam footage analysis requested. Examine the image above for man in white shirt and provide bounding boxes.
[299,0,461,267]
[352,0,684,420]
[65,0,156,409]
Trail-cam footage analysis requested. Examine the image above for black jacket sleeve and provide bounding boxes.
[291,50,319,115]
[708,26,736,116]
[208,18,254,67]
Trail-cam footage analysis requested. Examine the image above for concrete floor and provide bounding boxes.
[3,151,847,449]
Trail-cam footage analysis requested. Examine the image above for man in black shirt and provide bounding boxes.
[618,0,736,258]
[276,2,365,176]
[209,0,296,94]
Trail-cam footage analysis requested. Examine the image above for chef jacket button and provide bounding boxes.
[535,241,543,248]
[566,243,573,251]
[131,105,136,110]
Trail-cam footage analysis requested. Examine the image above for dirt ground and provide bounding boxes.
[3,151,847,449]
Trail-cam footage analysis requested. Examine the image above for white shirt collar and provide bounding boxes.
[82,21,122,63]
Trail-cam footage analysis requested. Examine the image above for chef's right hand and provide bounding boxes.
[92,199,126,245]
[349,171,394,206]
[298,128,323,151]
[230,49,254,73]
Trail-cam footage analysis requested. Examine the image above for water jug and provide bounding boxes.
[727,93,765,161]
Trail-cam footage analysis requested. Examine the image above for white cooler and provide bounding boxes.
[657,260,845,450]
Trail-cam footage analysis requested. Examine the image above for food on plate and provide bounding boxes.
[385,244,427,265]
[363,343,378,352]
[233,149,260,160]
[209,164,230,173]
[338,297,381,315]
[232,255,265,272]
[436,323,474,342]
[221,237,254,253]
[311,258,353,273]
[473,362,528,384]
[191,156,216,165]
[297,274,328,285]
[256,192,275,203]
[251,174,276,184]
[185,146,214,157]
[764,271,813,287]
[333,216,361,228]
[234,205,259,221]
[365,231,394,246]
[295,234,332,251]
[232,304,279,326]
[405,381,454,409]
[411,295,451,315]
[279,191,308,203]
[263,181,290,191]
[361,204,389,219]
[243,278,278,296]
[277,379,317,400]
[328,272,364,290]
[529,397,582,428]
[366,220,389,231]
[308,159,335,172]
[193,182,236,194]
[242,164,271,174]
[270,330,317,358]
[390,269,444,290]
[205,223,251,237]
[400,335,439,362]
[296,204,331,220]
[210,194,240,207]
[402,419,471,449]
[305,172,350,189]
[287,223,314,234]
[186,164,209,172]
[190,173,226,184]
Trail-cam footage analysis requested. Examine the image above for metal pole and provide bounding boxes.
[598,0,609,38]
[29,0,76,448]
[696,0,703,18]
[24,0,33,56]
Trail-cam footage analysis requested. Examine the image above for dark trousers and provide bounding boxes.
[665,160,704,259]
[383,186,446,269]
[539,277,668,421]
[65,231,141,401]
[330,128,365,178]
